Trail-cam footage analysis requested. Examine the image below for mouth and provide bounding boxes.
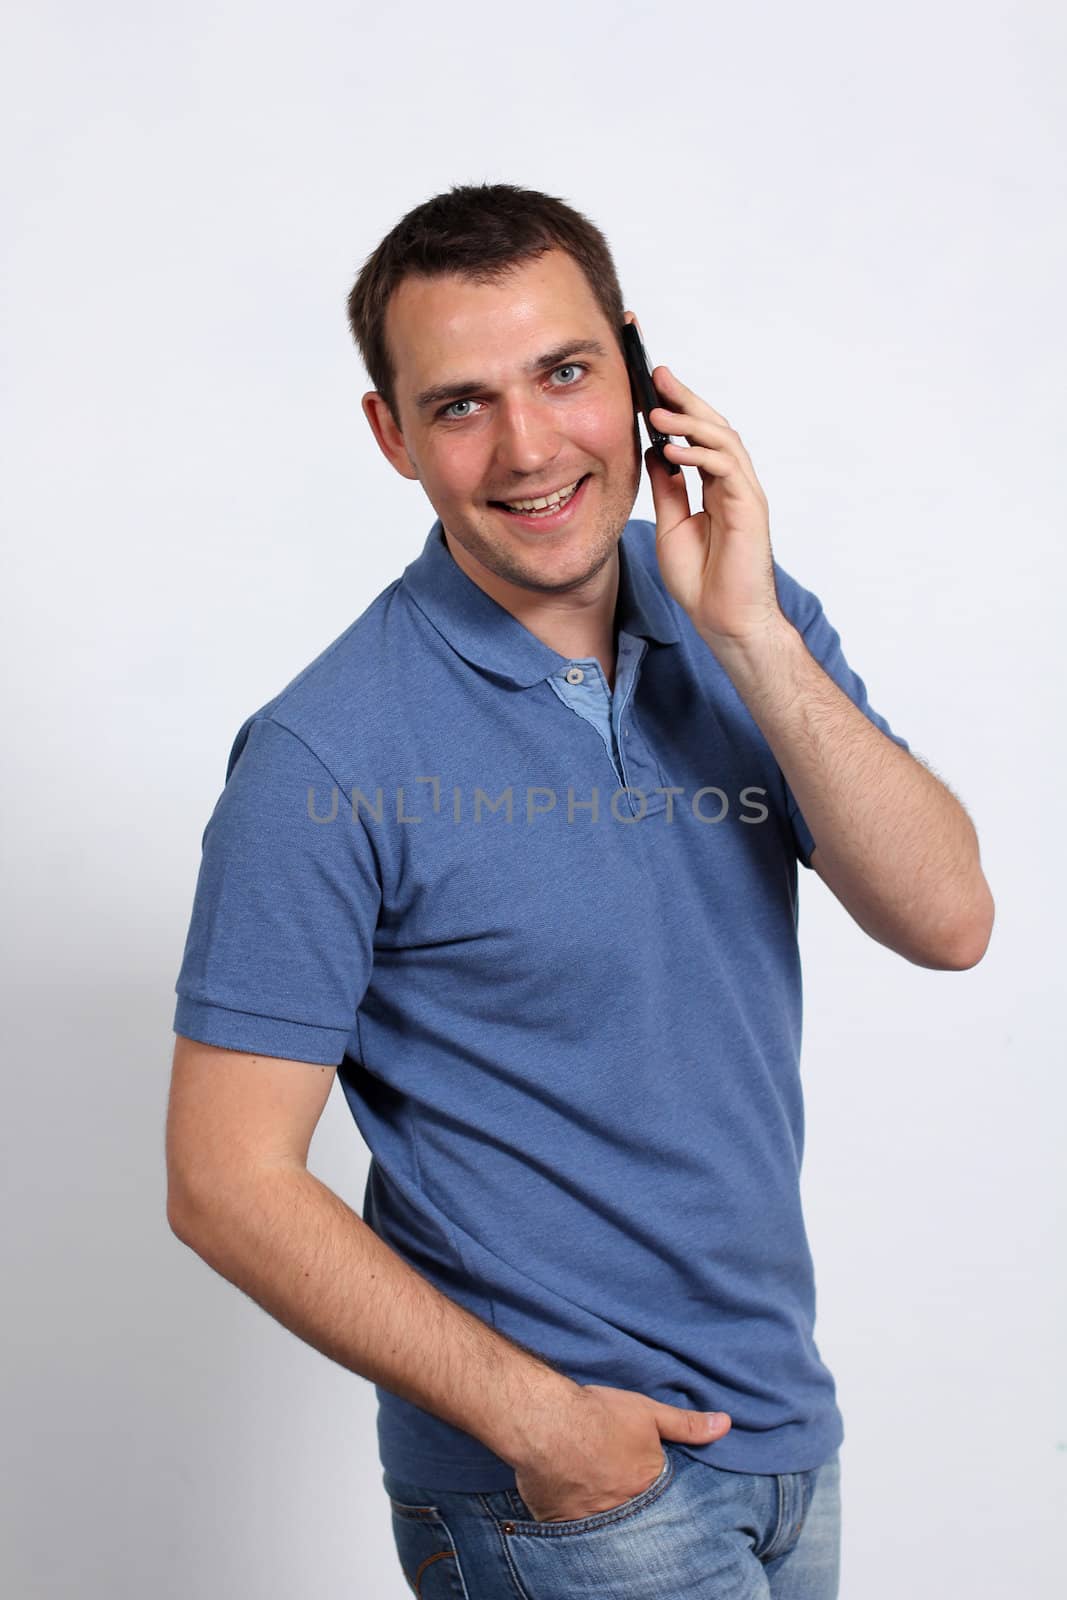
[488,473,592,531]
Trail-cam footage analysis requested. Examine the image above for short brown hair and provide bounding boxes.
[345,182,627,426]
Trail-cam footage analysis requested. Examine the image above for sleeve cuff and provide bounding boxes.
[172,995,350,1066]
[790,810,816,870]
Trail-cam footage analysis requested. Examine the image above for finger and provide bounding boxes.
[645,445,691,522]
[651,406,756,472]
[662,440,747,482]
[655,412,763,500]
[650,406,731,449]
[651,365,731,428]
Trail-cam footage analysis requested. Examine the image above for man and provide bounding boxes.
[166,182,993,1597]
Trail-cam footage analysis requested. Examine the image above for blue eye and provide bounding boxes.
[437,362,588,421]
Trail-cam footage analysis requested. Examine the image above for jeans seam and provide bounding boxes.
[766,1473,789,1560]
[388,1501,471,1599]
[476,1495,533,1600]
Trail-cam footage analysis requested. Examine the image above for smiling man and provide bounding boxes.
[361,249,643,692]
[166,182,994,1599]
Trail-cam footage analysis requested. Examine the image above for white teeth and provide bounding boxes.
[502,477,582,513]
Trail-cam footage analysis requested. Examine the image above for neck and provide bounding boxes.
[442,527,621,672]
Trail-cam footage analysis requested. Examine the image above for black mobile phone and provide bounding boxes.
[622,321,681,476]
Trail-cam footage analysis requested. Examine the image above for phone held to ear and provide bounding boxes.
[622,321,682,477]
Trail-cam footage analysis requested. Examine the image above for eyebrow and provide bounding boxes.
[413,338,611,413]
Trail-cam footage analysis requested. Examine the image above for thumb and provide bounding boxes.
[644,445,690,532]
[648,1400,732,1445]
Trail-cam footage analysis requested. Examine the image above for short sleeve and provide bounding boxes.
[173,714,382,1064]
[773,562,912,871]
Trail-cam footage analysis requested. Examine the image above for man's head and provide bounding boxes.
[346,183,643,600]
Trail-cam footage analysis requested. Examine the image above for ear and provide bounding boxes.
[622,309,643,339]
[361,391,420,482]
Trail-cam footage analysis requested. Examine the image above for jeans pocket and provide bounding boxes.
[387,1496,469,1598]
[487,1447,691,1600]
[501,1445,677,1537]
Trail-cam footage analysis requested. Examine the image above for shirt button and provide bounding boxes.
[565,667,585,684]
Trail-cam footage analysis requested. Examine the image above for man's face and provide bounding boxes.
[367,249,643,597]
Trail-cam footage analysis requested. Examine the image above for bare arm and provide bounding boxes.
[165,1036,579,1468]
[714,620,995,969]
[165,1035,729,1519]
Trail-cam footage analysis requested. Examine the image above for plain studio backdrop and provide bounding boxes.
[2,2,1063,1595]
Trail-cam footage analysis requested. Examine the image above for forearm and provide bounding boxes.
[169,1161,578,1466]
[710,616,994,966]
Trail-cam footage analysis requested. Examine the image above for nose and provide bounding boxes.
[492,394,564,482]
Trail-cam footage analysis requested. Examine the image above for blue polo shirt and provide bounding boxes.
[173,516,910,1489]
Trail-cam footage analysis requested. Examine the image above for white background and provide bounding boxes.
[2,1,1063,1595]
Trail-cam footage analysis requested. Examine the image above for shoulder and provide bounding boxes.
[225,577,411,784]
[621,516,660,572]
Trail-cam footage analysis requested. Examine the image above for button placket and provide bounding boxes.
[549,647,668,816]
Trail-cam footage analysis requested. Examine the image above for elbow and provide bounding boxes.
[167,1181,199,1245]
[166,1160,212,1246]
[930,879,996,971]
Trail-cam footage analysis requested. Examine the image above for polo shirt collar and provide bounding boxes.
[401,517,680,689]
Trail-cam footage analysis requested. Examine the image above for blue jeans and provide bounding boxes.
[383,1443,841,1597]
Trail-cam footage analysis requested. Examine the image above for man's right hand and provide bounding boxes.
[512,1384,732,1524]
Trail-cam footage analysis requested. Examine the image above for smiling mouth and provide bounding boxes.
[489,474,590,517]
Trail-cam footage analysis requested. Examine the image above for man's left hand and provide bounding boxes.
[644,366,784,653]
